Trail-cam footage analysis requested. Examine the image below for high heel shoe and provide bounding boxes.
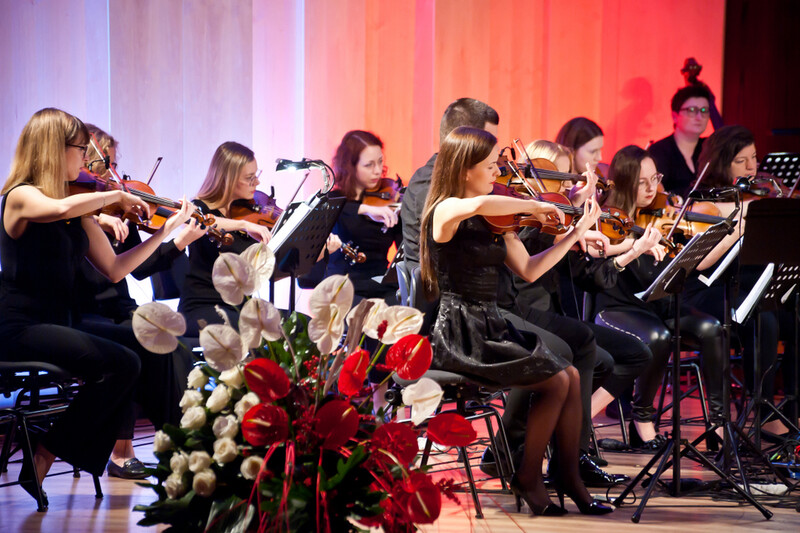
[629,420,666,451]
[18,445,48,509]
[553,485,613,515]
[509,474,568,516]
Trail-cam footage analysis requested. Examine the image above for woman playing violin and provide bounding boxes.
[327,130,402,304]
[0,108,193,503]
[555,117,607,179]
[72,125,206,479]
[421,126,611,516]
[595,145,726,447]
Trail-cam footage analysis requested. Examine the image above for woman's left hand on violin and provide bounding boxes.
[173,216,209,251]
[359,203,399,228]
[573,196,602,237]
[242,219,272,243]
[568,163,600,206]
[96,213,130,242]
[160,197,197,236]
[326,233,342,254]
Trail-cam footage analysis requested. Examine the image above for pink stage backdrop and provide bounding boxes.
[0,0,725,304]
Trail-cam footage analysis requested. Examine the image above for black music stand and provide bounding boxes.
[758,153,800,194]
[267,194,345,312]
[612,220,773,522]
[737,199,800,447]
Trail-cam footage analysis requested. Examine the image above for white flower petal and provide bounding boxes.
[380,306,424,344]
[212,253,256,305]
[239,298,283,350]
[309,275,354,317]
[200,324,245,372]
[346,298,387,339]
[132,302,187,354]
[402,378,443,426]
[240,242,275,293]
[308,303,345,355]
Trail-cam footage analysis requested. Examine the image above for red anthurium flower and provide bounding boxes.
[402,471,442,524]
[314,400,360,449]
[372,422,418,465]
[338,349,370,396]
[426,413,477,447]
[244,358,291,402]
[385,334,432,380]
[242,404,289,446]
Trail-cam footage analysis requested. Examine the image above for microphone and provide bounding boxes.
[688,187,738,200]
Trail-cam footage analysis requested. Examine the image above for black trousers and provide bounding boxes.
[76,316,196,433]
[0,322,140,476]
[500,308,611,453]
[596,306,724,422]
[587,321,653,398]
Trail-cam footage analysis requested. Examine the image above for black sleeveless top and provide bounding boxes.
[0,184,89,328]
[428,216,568,387]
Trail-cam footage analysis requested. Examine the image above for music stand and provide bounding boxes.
[266,194,345,312]
[612,220,773,522]
[737,199,800,447]
[758,153,800,194]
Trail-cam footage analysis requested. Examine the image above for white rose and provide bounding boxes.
[240,455,263,481]
[169,451,189,475]
[206,384,232,413]
[179,390,204,413]
[188,450,213,473]
[212,414,239,440]
[192,467,217,497]
[234,392,261,420]
[153,430,173,453]
[219,367,244,389]
[165,472,186,499]
[187,366,208,389]
[180,406,207,430]
[212,437,239,465]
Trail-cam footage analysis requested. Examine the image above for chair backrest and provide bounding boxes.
[409,265,439,337]
[396,260,412,306]
[150,251,190,301]
[582,291,595,322]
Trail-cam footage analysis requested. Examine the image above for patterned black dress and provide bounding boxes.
[429,216,568,387]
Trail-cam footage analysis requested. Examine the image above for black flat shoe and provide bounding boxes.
[510,474,568,516]
[19,449,48,510]
[106,458,148,479]
[578,453,630,487]
[629,420,666,451]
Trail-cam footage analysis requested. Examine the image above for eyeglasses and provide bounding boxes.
[241,169,262,186]
[638,173,663,188]
[66,143,88,157]
[679,106,710,117]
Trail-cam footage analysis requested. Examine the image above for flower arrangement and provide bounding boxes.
[131,242,476,532]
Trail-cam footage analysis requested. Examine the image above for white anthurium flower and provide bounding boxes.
[402,377,443,426]
[212,252,256,305]
[346,298,387,340]
[131,302,187,354]
[379,306,424,344]
[239,298,283,350]
[308,275,353,355]
[240,242,275,293]
[200,324,245,372]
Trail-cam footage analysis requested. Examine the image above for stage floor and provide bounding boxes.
[1,396,798,532]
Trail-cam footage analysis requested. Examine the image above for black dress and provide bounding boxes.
[0,185,140,476]
[429,216,568,387]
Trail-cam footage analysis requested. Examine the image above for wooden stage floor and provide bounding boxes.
[1,396,798,532]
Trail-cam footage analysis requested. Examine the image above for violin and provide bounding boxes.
[362,174,404,233]
[482,182,553,234]
[70,170,232,246]
[341,241,366,265]
[636,191,729,240]
[229,189,283,229]
[497,151,613,193]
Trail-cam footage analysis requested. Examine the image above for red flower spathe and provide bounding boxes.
[426,413,477,447]
[314,400,360,450]
[372,422,418,465]
[241,404,289,447]
[401,471,441,524]
[338,349,370,396]
[385,334,432,380]
[244,358,291,402]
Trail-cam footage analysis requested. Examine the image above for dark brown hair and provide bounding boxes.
[604,145,652,216]
[439,98,499,145]
[696,125,755,188]
[555,117,603,152]
[332,130,384,201]
[671,85,712,113]
[420,126,497,298]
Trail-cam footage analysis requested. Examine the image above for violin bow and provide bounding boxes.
[666,162,708,242]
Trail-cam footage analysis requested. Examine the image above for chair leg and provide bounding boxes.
[458,444,483,519]
[19,415,47,511]
[93,474,103,499]
[1,420,17,473]
[617,398,629,445]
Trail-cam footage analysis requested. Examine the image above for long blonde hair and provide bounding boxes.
[2,108,89,199]
[521,140,573,172]
[196,142,255,210]
[420,126,497,298]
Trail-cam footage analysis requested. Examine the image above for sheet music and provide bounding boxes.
[267,202,312,253]
[733,263,774,324]
[698,237,743,286]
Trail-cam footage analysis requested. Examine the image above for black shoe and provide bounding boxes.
[106,458,148,479]
[628,420,667,451]
[578,454,630,487]
[479,447,499,477]
[553,481,614,515]
[585,447,608,467]
[19,447,48,510]
[510,474,568,516]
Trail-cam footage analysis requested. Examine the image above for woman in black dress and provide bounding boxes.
[419,126,611,516]
[0,108,192,502]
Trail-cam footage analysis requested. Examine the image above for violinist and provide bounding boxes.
[595,145,726,447]
[686,125,796,426]
[420,126,611,515]
[178,142,274,336]
[0,108,193,502]
[555,117,607,179]
[72,125,205,479]
[648,85,713,198]
[327,130,402,304]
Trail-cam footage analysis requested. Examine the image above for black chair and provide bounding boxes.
[389,266,513,519]
[0,361,103,511]
[150,250,190,301]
